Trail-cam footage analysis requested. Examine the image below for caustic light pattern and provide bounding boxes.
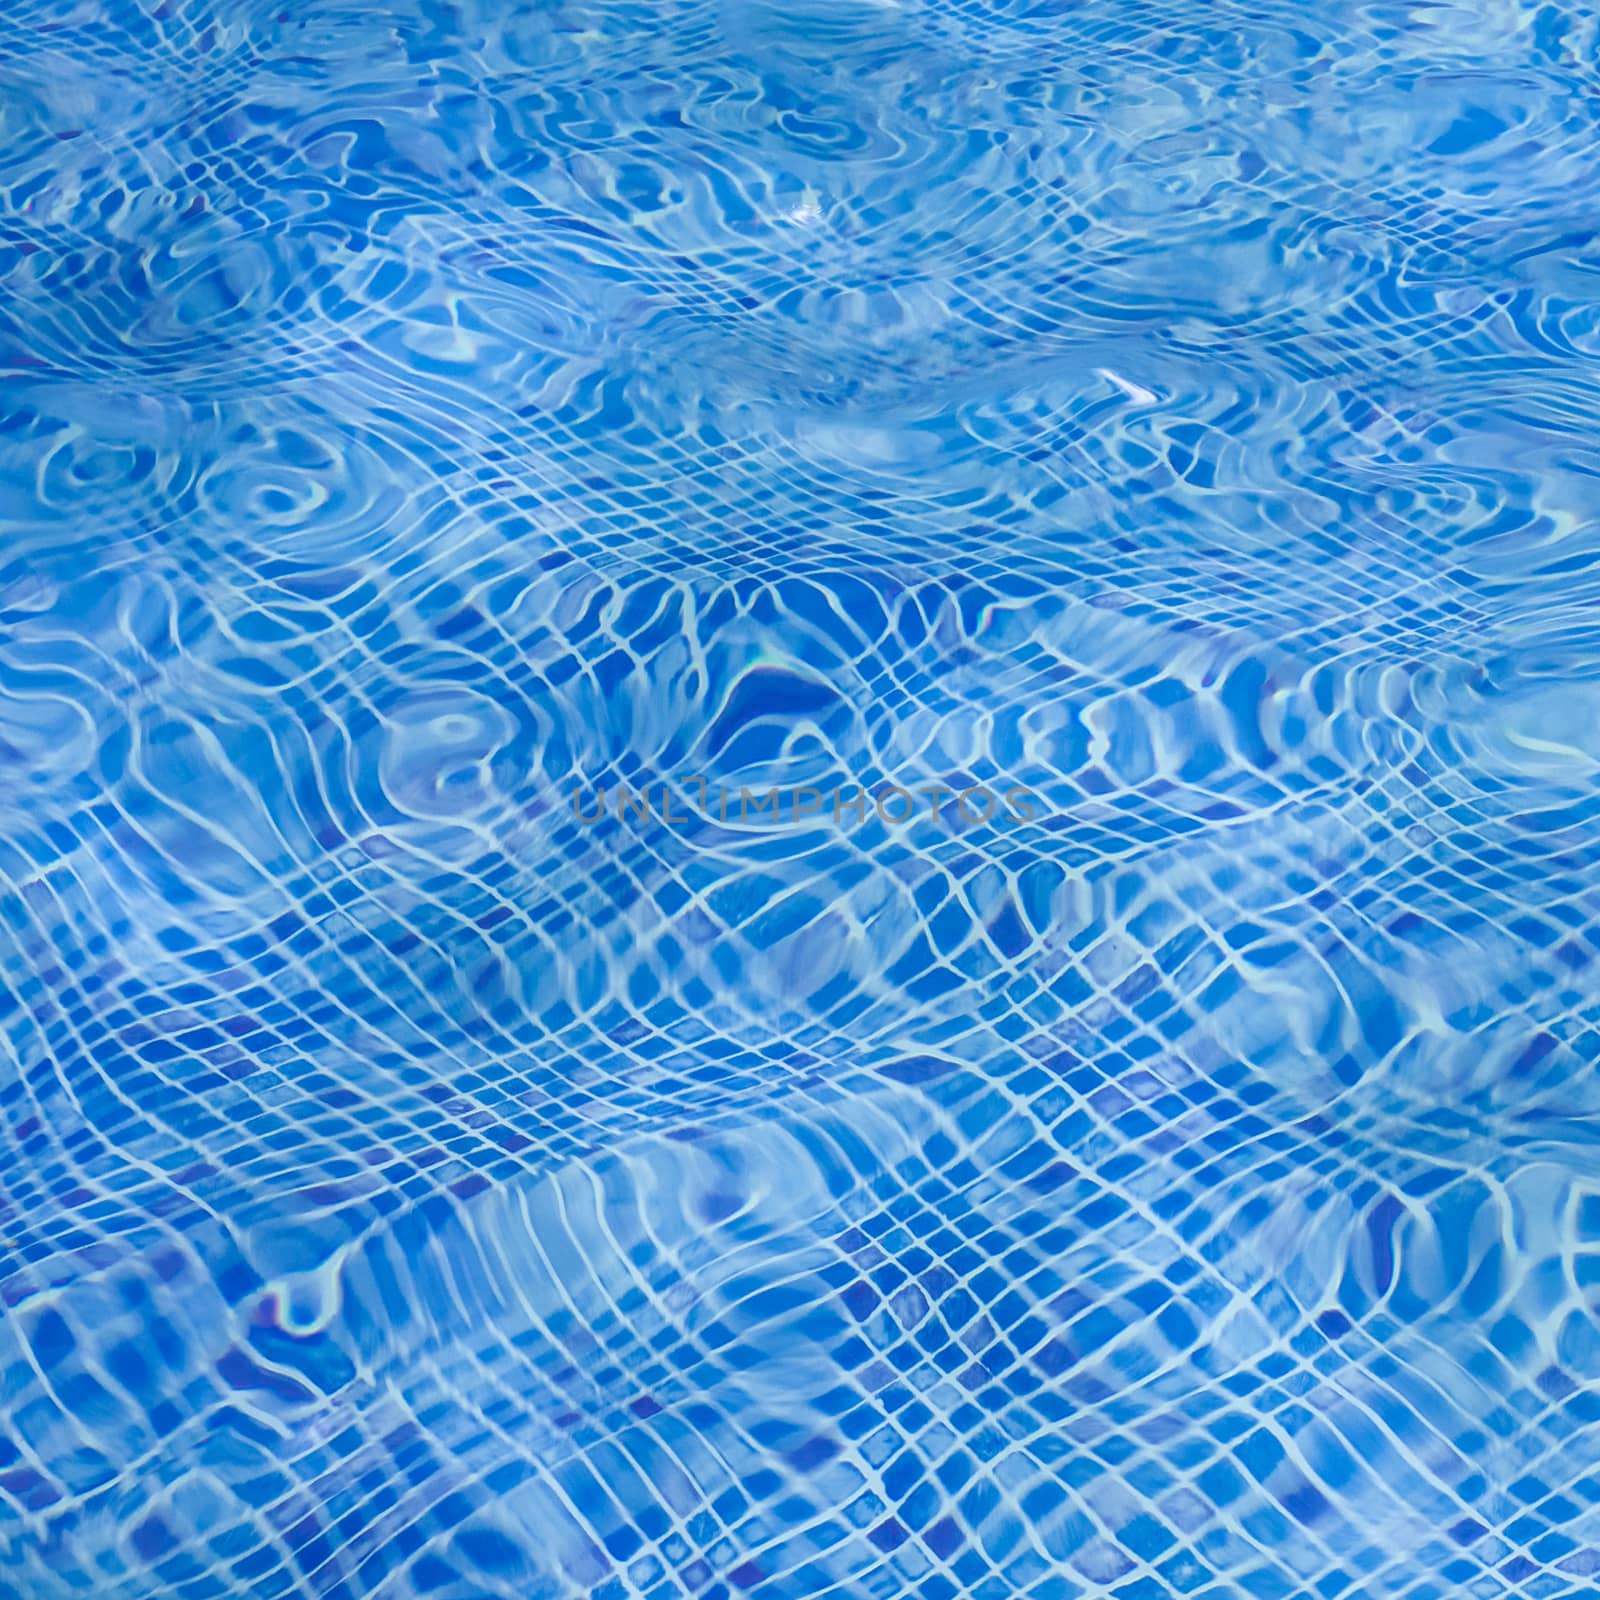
[5,1,1600,1597]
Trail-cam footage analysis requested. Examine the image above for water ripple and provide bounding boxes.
[5,0,1600,1597]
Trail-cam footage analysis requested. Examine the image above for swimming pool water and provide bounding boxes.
[4,1,1600,1596]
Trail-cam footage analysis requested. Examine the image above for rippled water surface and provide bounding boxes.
[6,2,1600,1596]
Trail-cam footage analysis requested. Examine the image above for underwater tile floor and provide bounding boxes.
[4,1,1600,1596]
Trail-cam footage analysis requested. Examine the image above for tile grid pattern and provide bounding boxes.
[4,0,1600,1597]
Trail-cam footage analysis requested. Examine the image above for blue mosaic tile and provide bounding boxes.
[5,0,1600,1596]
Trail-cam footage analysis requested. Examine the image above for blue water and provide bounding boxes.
[5,2,1600,1596]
